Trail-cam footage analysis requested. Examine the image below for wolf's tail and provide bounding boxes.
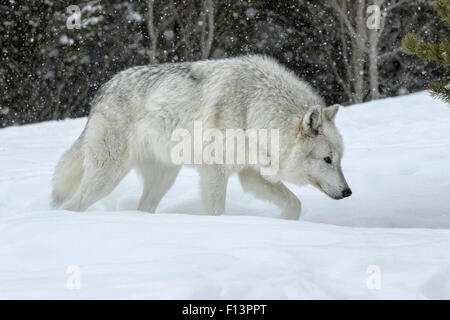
[52,134,85,208]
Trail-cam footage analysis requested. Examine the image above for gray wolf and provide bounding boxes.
[52,55,351,219]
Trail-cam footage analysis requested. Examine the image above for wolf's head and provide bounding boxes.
[280,104,352,200]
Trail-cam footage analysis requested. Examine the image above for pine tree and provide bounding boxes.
[403,0,450,103]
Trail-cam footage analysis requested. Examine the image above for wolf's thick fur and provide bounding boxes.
[53,55,351,219]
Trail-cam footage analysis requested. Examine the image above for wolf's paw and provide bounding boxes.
[280,199,301,220]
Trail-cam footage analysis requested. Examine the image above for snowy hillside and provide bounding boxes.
[1,91,449,299]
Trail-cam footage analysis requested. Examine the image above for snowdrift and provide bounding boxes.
[1,91,449,299]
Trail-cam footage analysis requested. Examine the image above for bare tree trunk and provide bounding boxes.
[368,30,380,100]
[368,0,412,100]
[147,0,158,63]
[352,0,367,103]
[367,0,386,100]
[329,0,367,103]
[200,0,215,59]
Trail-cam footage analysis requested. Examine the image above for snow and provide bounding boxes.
[58,35,74,46]
[163,30,175,41]
[1,91,450,299]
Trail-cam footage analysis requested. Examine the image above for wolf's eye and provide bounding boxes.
[323,157,332,164]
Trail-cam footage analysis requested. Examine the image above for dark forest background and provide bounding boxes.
[0,0,446,127]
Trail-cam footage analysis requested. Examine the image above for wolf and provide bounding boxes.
[52,55,351,219]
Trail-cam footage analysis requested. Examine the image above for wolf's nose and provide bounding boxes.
[342,188,352,198]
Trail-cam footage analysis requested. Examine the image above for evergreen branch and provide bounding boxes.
[403,34,450,67]
[434,0,450,24]
[429,81,450,103]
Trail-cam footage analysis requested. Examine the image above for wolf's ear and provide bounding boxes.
[301,106,322,136]
[324,104,340,121]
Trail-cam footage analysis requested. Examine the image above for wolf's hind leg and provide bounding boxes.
[198,166,229,215]
[136,159,181,213]
[238,169,301,220]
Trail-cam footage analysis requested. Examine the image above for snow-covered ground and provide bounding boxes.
[1,91,449,299]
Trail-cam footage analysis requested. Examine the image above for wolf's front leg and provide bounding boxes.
[198,165,229,215]
[238,168,301,220]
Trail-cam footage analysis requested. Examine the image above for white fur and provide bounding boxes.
[52,55,351,219]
